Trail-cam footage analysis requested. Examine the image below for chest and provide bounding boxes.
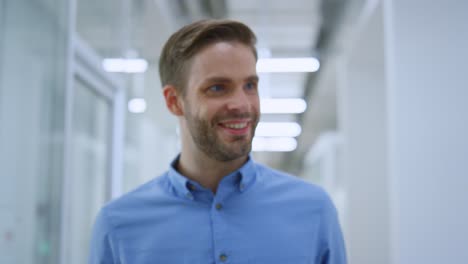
[117,201,322,264]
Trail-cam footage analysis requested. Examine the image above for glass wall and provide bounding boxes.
[66,77,111,264]
[0,0,69,263]
[1,0,197,263]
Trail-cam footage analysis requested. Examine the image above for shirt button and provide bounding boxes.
[239,183,245,191]
[188,184,196,191]
[215,203,223,210]
[219,253,228,262]
[186,193,194,200]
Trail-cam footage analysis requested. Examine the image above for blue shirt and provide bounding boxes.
[89,157,347,264]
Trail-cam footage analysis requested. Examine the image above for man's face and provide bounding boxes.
[181,41,259,162]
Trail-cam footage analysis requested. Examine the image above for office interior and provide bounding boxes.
[0,0,467,263]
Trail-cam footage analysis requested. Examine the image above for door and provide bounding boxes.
[60,36,125,264]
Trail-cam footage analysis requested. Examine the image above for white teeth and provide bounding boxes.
[224,123,247,129]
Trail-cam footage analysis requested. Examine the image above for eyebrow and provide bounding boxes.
[246,75,259,83]
[203,75,259,84]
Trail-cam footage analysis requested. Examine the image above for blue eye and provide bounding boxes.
[245,82,256,91]
[208,85,224,92]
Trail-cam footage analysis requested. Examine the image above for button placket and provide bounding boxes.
[211,178,239,264]
[211,198,228,264]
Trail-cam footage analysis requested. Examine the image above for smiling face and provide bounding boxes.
[180,41,259,162]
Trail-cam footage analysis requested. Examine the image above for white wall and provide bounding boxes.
[338,1,390,263]
[334,0,468,263]
[384,0,468,263]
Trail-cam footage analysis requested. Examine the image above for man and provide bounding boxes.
[89,19,347,264]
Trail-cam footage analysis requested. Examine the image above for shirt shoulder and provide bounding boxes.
[98,173,171,230]
[254,163,333,210]
[89,175,169,263]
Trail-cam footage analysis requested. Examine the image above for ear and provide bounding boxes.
[163,85,184,116]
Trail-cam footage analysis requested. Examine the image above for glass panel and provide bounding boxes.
[67,78,111,264]
[0,0,68,263]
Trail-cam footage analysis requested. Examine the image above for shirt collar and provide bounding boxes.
[167,154,257,200]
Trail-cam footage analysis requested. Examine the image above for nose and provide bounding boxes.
[226,87,250,112]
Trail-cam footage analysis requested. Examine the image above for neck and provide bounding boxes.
[177,151,248,193]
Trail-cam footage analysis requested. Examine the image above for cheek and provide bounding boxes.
[194,105,217,124]
[250,97,260,114]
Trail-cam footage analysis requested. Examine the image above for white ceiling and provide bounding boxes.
[76,0,322,98]
[226,0,322,56]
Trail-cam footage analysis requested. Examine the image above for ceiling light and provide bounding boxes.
[102,58,148,73]
[128,98,146,113]
[252,137,297,152]
[260,98,307,114]
[255,122,302,137]
[257,58,320,73]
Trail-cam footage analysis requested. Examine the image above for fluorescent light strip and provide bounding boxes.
[260,98,307,114]
[257,57,320,73]
[103,58,148,73]
[255,122,302,137]
[128,98,147,113]
[252,137,297,152]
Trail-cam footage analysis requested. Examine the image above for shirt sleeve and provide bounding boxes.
[316,194,347,264]
[88,208,118,264]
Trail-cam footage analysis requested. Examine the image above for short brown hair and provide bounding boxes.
[158,19,257,94]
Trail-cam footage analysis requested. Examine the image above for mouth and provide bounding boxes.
[218,120,251,136]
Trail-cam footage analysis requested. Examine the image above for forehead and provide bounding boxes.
[186,41,257,86]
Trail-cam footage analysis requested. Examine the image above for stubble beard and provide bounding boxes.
[185,109,258,162]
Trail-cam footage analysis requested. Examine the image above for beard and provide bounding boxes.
[185,108,259,162]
